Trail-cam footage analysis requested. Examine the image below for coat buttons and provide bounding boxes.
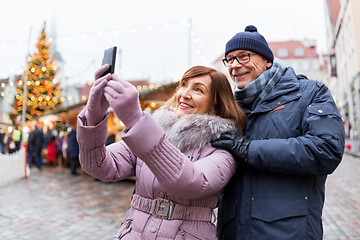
[150,226,157,233]
[318,110,323,114]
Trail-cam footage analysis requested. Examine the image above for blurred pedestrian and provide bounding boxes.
[12,126,22,152]
[0,128,5,154]
[6,130,16,154]
[56,132,65,167]
[28,124,44,170]
[62,133,68,163]
[67,126,79,175]
[46,131,57,166]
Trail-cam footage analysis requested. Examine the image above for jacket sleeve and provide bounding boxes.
[76,108,136,182]
[121,112,237,199]
[248,84,345,176]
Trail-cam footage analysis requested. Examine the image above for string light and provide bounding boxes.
[1,21,185,46]
[1,19,206,87]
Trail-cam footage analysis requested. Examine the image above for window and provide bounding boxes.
[347,16,352,38]
[294,48,305,57]
[308,61,313,70]
[277,48,288,57]
[297,61,303,70]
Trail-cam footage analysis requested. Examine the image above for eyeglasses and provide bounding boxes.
[222,53,256,67]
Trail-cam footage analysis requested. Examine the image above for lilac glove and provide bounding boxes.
[103,74,142,129]
[85,65,112,125]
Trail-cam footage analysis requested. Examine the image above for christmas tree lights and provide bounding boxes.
[9,23,62,125]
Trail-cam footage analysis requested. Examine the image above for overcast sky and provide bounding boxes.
[1,0,328,84]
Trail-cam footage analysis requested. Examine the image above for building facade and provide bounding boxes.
[324,0,360,139]
[268,40,324,83]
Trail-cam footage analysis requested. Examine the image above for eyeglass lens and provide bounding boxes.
[223,53,251,67]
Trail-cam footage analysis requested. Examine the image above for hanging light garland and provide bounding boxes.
[1,19,207,88]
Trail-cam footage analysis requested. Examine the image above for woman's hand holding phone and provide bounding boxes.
[104,74,142,129]
[85,64,112,126]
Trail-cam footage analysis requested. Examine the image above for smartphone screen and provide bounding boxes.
[101,46,117,76]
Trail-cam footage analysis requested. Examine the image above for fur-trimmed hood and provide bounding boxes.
[152,108,237,151]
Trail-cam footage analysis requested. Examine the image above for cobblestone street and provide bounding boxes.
[323,153,360,239]
[0,153,359,240]
[0,167,135,240]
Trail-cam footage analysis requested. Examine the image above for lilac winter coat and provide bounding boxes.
[77,107,238,239]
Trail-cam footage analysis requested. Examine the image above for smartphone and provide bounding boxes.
[101,46,117,76]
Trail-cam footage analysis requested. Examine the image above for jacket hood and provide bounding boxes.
[152,107,237,151]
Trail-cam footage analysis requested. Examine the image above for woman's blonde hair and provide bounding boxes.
[165,66,247,133]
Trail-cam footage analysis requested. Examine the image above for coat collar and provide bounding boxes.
[247,67,301,115]
[152,108,237,151]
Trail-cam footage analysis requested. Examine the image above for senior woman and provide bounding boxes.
[77,65,246,239]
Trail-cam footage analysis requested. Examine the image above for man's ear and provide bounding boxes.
[266,60,273,69]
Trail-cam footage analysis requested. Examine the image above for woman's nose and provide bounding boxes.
[181,88,191,99]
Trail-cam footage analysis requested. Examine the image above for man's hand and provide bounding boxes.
[211,131,251,161]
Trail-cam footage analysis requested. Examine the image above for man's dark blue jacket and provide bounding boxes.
[217,67,345,240]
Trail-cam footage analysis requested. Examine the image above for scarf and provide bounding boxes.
[234,58,288,111]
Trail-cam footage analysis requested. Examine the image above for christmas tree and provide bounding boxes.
[9,23,62,124]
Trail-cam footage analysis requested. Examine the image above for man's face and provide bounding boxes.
[227,50,272,89]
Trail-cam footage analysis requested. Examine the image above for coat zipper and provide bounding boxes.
[180,229,202,240]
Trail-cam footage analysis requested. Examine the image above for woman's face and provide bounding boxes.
[175,75,214,117]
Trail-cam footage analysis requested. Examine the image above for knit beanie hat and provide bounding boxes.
[225,25,274,62]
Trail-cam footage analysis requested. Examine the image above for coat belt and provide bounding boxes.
[131,194,213,221]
